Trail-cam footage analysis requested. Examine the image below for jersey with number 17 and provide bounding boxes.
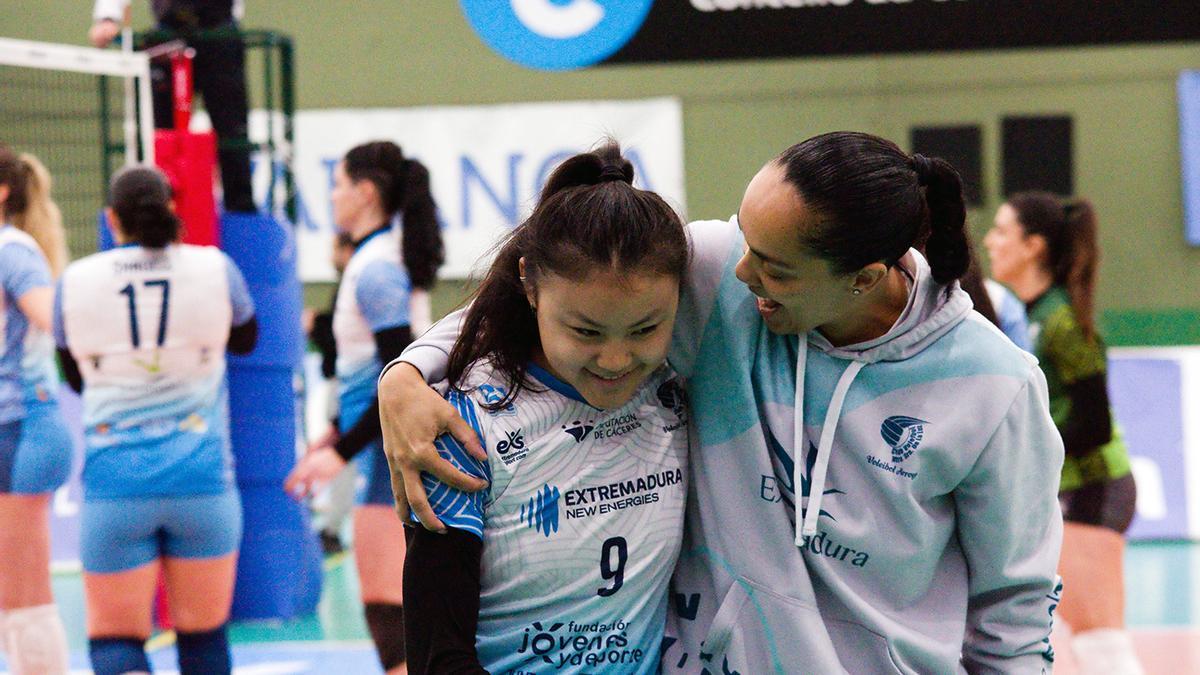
[55,244,254,499]
[425,364,688,675]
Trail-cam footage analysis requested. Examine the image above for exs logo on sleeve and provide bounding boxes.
[459,0,654,71]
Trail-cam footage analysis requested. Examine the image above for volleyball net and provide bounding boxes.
[0,37,154,257]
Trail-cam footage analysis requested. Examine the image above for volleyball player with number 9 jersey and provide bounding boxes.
[53,166,256,675]
[402,144,689,675]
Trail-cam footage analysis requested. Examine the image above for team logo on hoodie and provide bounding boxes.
[881,415,928,463]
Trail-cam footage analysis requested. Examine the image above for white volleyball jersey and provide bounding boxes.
[56,243,254,498]
[332,228,410,417]
[423,363,688,675]
[0,225,53,424]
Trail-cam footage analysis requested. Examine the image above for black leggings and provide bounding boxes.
[1059,472,1138,534]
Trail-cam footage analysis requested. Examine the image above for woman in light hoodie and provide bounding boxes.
[382,132,1065,674]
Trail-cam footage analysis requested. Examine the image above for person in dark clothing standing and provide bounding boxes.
[90,0,257,213]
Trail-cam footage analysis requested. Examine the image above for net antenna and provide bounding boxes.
[0,37,154,165]
[120,2,139,165]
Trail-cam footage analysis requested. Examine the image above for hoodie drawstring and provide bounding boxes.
[795,341,865,544]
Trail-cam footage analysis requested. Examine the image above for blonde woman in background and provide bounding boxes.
[13,156,75,518]
[0,146,70,674]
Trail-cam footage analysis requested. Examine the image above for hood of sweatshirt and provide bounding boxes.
[795,248,973,542]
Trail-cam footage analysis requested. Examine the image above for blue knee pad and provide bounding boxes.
[89,636,150,675]
[177,625,231,675]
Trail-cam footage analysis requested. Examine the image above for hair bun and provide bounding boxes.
[910,154,934,186]
[598,163,631,184]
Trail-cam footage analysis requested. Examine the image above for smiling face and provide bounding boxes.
[984,202,1042,284]
[733,162,856,336]
[528,265,679,410]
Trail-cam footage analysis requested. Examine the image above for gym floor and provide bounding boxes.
[0,540,1192,674]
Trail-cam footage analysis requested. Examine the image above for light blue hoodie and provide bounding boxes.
[398,218,1064,674]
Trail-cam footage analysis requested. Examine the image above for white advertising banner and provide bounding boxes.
[264,98,684,282]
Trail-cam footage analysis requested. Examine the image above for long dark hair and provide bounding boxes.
[343,141,444,289]
[1007,191,1099,339]
[776,131,970,287]
[109,166,180,249]
[447,142,689,410]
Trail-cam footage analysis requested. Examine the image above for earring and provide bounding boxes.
[852,289,861,295]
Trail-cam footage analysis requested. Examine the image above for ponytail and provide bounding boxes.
[344,141,445,290]
[916,155,970,285]
[12,154,68,277]
[1062,199,1099,339]
[398,159,444,290]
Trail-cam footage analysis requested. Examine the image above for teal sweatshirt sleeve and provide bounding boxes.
[956,366,1064,673]
[669,218,741,379]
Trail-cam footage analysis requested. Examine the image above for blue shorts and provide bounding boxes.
[0,421,19,493]
[355,442,395,506]
[81,490,243,573]
[10,394,74,494]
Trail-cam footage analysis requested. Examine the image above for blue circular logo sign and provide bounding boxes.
[460,0,654,71]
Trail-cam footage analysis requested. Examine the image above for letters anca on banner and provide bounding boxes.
[265,98,684,281]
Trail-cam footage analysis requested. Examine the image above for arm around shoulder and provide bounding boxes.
[671,218,741,378]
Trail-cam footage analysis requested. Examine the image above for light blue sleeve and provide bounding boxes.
[1,242,52,301]
[997,293,1032,352]
[356,260,411,332]
[52,278,67,348]
[419,389,492,539]
[223,256,256,326]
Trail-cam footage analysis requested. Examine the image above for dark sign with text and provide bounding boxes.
[606,0,1200,64]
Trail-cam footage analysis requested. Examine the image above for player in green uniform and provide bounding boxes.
[986,191,1141,674]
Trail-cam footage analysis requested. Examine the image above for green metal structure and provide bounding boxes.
[100,28,296,222]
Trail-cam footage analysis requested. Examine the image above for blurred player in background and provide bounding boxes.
[303,231,356,555]
[987,192,1142,674]
[285,140,442,674]
[0,145,70,674]
[55,166,257,675]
